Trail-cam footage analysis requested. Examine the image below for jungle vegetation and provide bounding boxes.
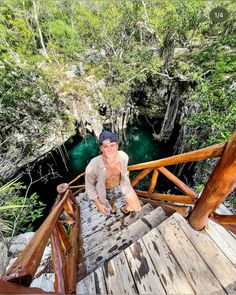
[0,0,235,235]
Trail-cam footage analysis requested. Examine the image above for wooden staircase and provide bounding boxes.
[77,193,168,274]
[1,132,235,294]
[77,212,236,294]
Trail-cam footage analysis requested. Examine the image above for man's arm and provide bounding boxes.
[85,163,109,215]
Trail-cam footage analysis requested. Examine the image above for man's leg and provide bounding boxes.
[123,188,141,212]
[108,197,117,213]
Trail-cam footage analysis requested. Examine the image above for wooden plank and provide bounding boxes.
[158,215,225,294]
[212,212,236,224]
[128,142,225,171]
[83,204,154,252]
[205,220,236,266]
[94,267,107,294]
[125,239,166,294]
[85,207,168,273]
[104,251,137,294]
[173,213,236,294]
[142,228,194,294]
[76,272,96,294]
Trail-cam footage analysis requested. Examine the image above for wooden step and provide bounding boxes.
[83,203,155,253]
[76,212,236,294]
[84,206,168,273]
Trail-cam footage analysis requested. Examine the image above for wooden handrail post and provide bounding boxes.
[57,183,69,198]
[188,131,236,230]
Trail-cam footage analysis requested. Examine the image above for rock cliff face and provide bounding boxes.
[0,65,138,182]
[0,68,104,182]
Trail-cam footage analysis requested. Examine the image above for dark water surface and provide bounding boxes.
[68,120,171,178]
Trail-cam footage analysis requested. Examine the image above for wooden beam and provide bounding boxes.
[188,131,236,230]
[57,222,71,252]
[128,142,225,171]
[68,172,85,186]
[158,166,198,200]
[148,169,159,193]
[211,213,236,225]
[69,185,85,189]
[64,197,76,220]
[50,225,68,294]
[131,168,153,187]
[139,197,191,216]
[73,187,85,195]
[135,190,195,204]
[3,190,70,286]
[66,203,80,294]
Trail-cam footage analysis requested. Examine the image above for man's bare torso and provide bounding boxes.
[103,154,121,189]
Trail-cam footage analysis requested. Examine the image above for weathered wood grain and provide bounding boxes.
[94,267,107,294]
[0,280,55,294]
[76,272,96,294]
[85,207,168,273]
[83,204,154,253]
[104,251,137,294]
[50,225,68,293]
[174,213,236,294]
[125,239,165,294]
[206,220,236,267]
[142,228,194,294]
[158,215,225,294]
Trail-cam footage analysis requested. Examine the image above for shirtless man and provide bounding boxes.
[85,130,141,215]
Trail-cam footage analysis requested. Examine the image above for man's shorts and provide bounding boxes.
[106,185,124,200]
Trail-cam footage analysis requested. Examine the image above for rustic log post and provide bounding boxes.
[57,183,69,198]
[158,166,198,200]
[148,169,159,193]
[188,131,236,230]
[131,168,153,187]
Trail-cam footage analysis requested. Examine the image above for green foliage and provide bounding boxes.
[0,177,45,236]
[0,0,235,211]
[183,34,236,146]
[1,193,45,235]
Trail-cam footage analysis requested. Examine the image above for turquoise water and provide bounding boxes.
[68,120,171,177]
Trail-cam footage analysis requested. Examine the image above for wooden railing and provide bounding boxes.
[128,132,236,233]
[1,183,83,294]
[68,132,236,232]
[1,131,235,294]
